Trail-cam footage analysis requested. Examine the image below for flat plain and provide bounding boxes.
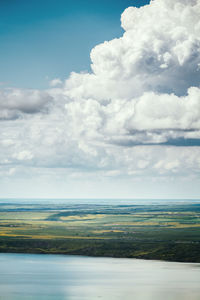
[0,201,200,262]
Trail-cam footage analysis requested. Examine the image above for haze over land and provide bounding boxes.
[0,0,200,199]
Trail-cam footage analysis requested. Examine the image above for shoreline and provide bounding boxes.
[1,237,200,264]
[1,251,200,265]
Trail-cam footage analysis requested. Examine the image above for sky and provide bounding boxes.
[0,0,200,199]
[0,0,149,89]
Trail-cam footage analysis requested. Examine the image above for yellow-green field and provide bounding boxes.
[0,202,200,262]
[1,207,200,238]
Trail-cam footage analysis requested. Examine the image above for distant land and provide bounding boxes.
[0,199,200,262]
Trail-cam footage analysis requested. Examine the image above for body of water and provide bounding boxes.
[0,253,200,300]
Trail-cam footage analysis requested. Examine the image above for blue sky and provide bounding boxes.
[0,0,149,88]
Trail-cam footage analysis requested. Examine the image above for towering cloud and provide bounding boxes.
[62,0,200,146]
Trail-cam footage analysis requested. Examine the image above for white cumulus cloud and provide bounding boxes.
[0,88,52,120]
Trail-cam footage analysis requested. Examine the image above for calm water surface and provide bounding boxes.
[0,253,200,300]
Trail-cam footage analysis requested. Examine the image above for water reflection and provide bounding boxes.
[0,253,200,300]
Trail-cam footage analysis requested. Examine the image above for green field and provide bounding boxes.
[0,202,200,262]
